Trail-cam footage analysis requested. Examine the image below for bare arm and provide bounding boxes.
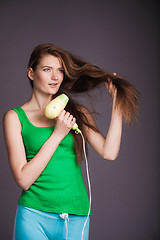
[81,81,122,161]
[3,109,75,190]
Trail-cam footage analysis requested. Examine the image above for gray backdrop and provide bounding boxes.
[0,1,159,239]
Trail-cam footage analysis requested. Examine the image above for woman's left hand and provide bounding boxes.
[105,72,117,100]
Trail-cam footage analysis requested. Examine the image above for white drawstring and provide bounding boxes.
[59,213,69,240]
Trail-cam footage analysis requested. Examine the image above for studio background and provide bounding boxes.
[0,1,159,239]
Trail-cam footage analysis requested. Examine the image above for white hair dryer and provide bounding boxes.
[45,94,81,134]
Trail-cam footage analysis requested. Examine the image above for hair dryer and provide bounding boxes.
[44,94,81,134]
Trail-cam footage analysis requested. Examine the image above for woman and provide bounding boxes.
[3,44,139,240]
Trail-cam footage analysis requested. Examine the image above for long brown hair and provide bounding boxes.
[27,43,139,164]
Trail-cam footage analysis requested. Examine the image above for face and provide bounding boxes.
[28,54,64,95]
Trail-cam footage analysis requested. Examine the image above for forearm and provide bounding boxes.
[103,106,122,160]
[19,132,62,190]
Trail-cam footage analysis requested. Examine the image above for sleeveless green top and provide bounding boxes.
[12,107,90,216]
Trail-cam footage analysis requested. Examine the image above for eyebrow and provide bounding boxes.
[42,65,64,69]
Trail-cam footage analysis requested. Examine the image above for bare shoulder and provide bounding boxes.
[3,109,18,122]
[3,109,21,130]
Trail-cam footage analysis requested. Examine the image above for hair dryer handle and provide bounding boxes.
[72,123,81,134]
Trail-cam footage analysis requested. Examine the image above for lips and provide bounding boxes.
[48,83,58,88]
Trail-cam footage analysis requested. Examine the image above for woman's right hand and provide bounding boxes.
[53,110,76,139]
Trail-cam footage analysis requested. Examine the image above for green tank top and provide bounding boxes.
[12,107,90,216]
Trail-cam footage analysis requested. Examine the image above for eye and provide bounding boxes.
[58,69,64,73]
[44,68,51,72]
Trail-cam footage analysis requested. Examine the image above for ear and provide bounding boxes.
[27,68,34,80]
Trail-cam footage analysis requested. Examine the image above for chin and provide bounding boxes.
[48,87,60,95]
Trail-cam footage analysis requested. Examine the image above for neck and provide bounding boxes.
[28,91,53,110]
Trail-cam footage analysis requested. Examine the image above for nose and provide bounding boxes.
[51,70,58,80]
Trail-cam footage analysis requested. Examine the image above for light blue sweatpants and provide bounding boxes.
[12,205,90,240]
